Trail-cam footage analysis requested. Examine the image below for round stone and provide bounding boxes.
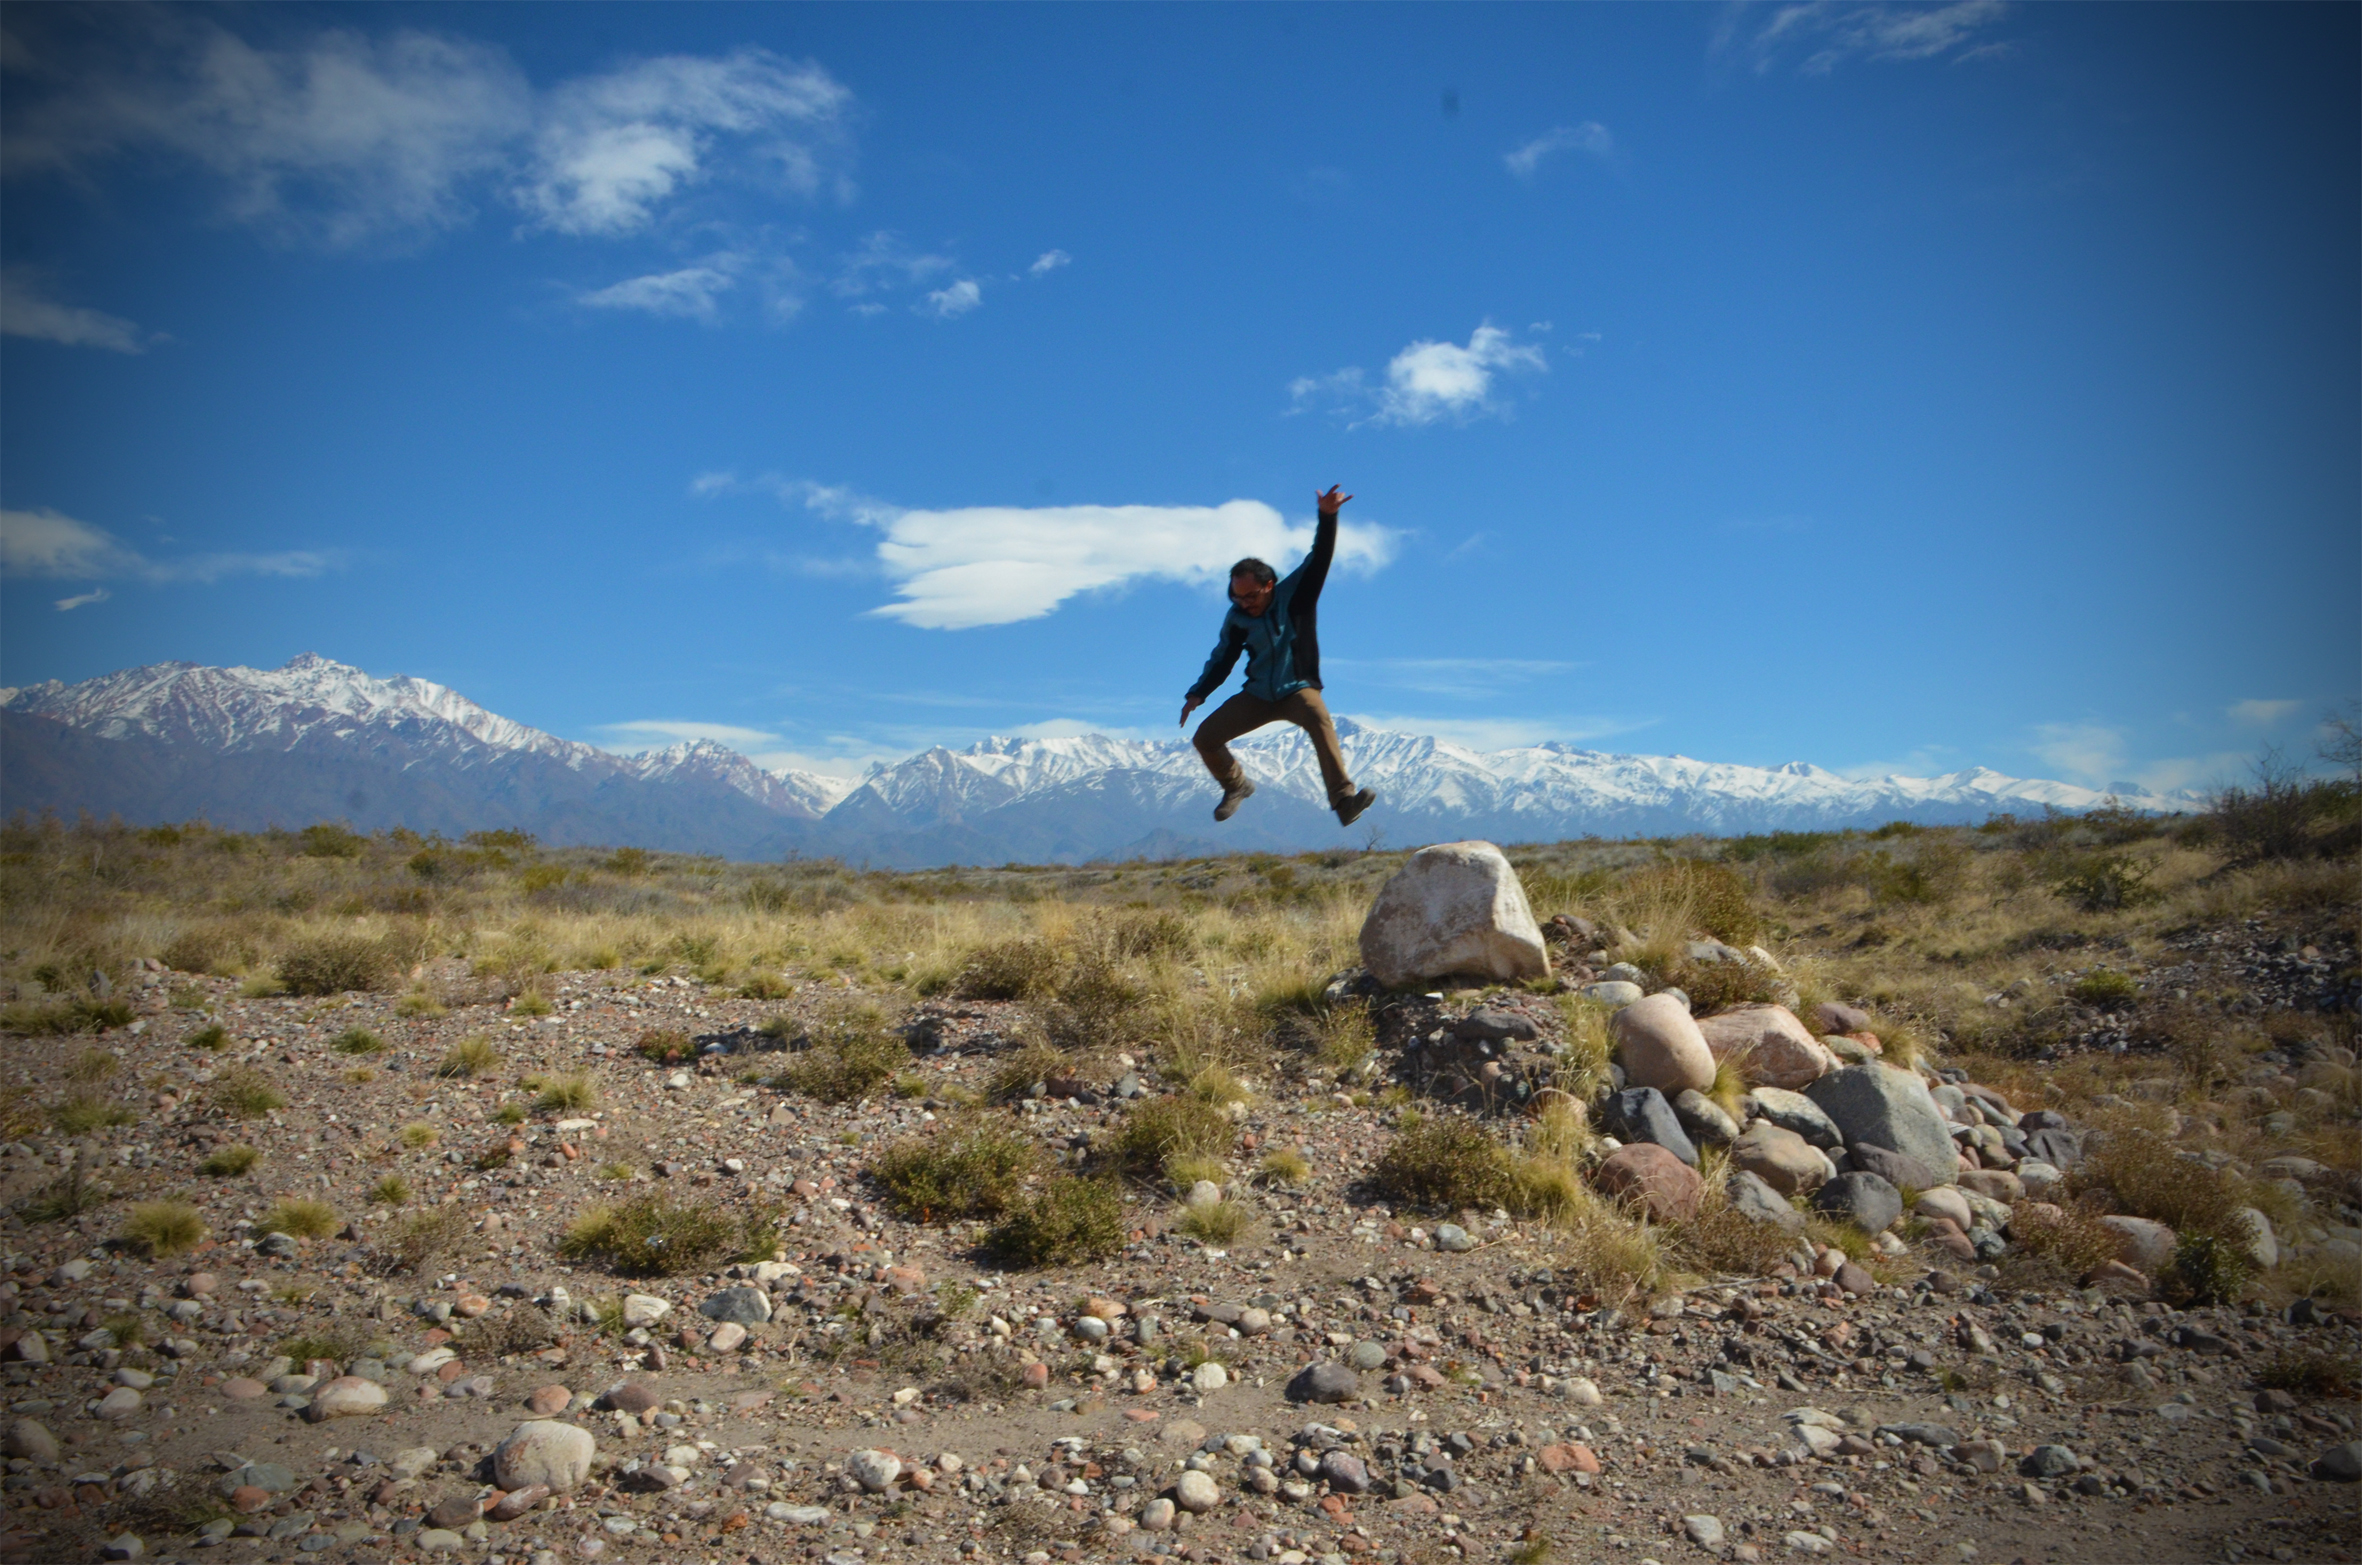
[846,1449,901,1493]
[1191,1361,1229,1393]
[1174,1470,1220,1513]
[492,1421,597,1494]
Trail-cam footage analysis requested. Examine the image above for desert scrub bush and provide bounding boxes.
[558,1193,770,1277]
[435,1035,498,1078]
[985,1042,1071,1105]
[954,936,1065,1000]
[777,1001,907,1103]
[277,933,395,996]
[330,1027,383,1055]
[1176,1196,1251,1245]
[2163,1232,2252,1307]
[1259,1148,1312,1186]
[1104,910,1195,960]
[2255,1348,2358,1398]
[1550,999,1614,1100]
[1105,1095,1234,1179]
[259,1198,338,1239]
[379,1206,469,1273]
[184,1024,229,1051]
[2072,1131,2241,1239]
[2069,969,2139,1009]
[399,1121,438,1149]
[510,987,553,1017]
[870,1121,1042,1222]
[394,990,447,1018]
[986,1176,1126,1268]
[2,997,136,1035]
[1046,947,1152,1050]
[2045,849,2161,912]
[64,1048,120,1084]
[1304,1004,1375,1075]
[634,1028,696,1064]
[1612,858,1761,947]
[208,1069,287,1118]
[1370,1115,1514,1212]
[367,1175,410,1206]
[2002,1200,2120,1286]
[737,971,794,1000]
[1674,955,1787,1016]
[532,1073,598,1112]
[52,1094,136,1134]
[121,1200,206,1257]
[200,1144,259,1177]
[1184,1063,1252,1107]
[2206,756,2362,864]
[17,1162,106,1223]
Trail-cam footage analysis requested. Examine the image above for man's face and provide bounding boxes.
[1229,570,1275,617]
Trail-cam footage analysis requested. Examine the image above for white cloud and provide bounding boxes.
[2027,721,2126,785]
[53,587,110,612]
[1293,324,1547,428]
[0,506,334,584]
[1028,249,1070,276]
[2228,698,2300,727]
[5,21,850,248]
[832,231,953,301]
[0,268,149,352]
[518,49,850,235]
[578,261,738,321]
[705,480,1400,630]
[918,278,981,319]
[598,719,781,747]
[1738,0,2011,76]
[1503,122,1613,179]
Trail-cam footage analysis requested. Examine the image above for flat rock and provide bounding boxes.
[1683,1516,1726,1548]
[1731,1121,1825,1196]
[1319,1450,1369,1492]
[525,1385,571,1416]
[1745,1088,1844,1150]
[1593,1142,1703,1222]
[1913,1187,1973,1230]
[1813,1171,1903,1233]
[1697,1005,1832,1090]
[1727,1169,1806,1232]
[493,1421,596,1494]
[1610,994,1716,1097]
[1957,1168,2023,1203]
[1358,841,1549,988]
[303,1376,387,1422]
[1672,1088,1740,1147]
[4,1418,57,1462]
[1814,1002,1871,1035]
[698,1287,771,1325]
[1846,1142,1937,1192]
[1804,1065,1957,1186]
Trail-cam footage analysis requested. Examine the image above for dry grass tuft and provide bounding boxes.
[200,1144,258,1177]
[122,1200,206,1257]
[209,1069,286,1118]
[559,1193,771,1276]
[1106,1095,1235,1180]
[1371,1115,1514,1212]
[775,999,907,1103]
[436,1035,498,1078]
[259,1198,338,1239]
[985,1176,1127,1267]
[870,1121,1041,1222]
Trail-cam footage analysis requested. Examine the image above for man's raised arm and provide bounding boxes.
[1290,484,1351,608]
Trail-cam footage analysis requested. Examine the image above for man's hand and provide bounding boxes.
[1316,484,1352,518]
[1180,696,1202,728]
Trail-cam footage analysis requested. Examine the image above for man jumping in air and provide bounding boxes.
[1179,485,1378,827]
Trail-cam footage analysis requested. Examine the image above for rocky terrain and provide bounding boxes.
[0,838,2355,1565]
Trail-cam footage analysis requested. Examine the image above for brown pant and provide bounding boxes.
[1192,687,1357,807]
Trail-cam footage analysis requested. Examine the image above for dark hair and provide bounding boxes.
[1228,557,1277,586]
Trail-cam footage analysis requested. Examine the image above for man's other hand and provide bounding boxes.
[1316,484,1352,518]
[1180,696,1202,727]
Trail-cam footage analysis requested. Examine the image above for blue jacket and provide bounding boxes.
[1186,510,1337,704]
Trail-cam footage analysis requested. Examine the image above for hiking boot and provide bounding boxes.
[1334,787,1377,827]
[1213,777,1256,822]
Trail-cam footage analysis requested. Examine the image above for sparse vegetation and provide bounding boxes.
[1105,1095,1234,1179]
[122,1200,206,1257]
[367,1175,410,1205]
[436,1035,498,1078]
[1259,1147,1312,1185]
[634,1028,696,1064]
[52,1094,136,1134]
[774,999,906,1103]
[399,1121,439,1149]
[184,1024,230,1050]
[532,1073,598,1112]
[258,1198,337,1239]
[380,1206,469,1273]
[208,1069,287,1118]
[200,1144,259,1177]
[64,1047,120,1084]
[277,933,396,996]
[985,1175,1126,1267]
[559,1192,771,1277]
[1175,1196,1251,1245]
[870,1121,1042,1222]
[330,1026,384,1055]
[1370,1115,1514,1212]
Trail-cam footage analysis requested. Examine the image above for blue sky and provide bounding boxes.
[2,2,2354,793]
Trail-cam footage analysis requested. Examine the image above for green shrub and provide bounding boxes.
[559,1193,770,1277]
[278,934,394,996]
[209,1069,286,1118]
[436,1036,498,1078]
[330,1027,383,1055]
[1370,1116,1514,1212]
[1103,911,1195,960]
[200,1144,259,1176]
[871,1122,1042,1222]
[367,1175,410,1206]
[2070,969,2139,1009]
[2164,1232,2251,1307]
[2,998,136,1035]
[532,1073,598,1112]
[775,1001,906,1103]
[296,824,368,859]
[634,1028,696,1064]
[737,972,794,1000]
[122,1200,206,1257]
[399,1121,438,1149]
[510,987,553,1017]
[1176,1197,1250,1245]
[2255,1348,2357,1398]
[2047,851,2161,912]
[2071,1134,2239,1240]
[52,1095,136,1134]
[1259,1148,1311,1185]
[185,1024,230,1050]
[954,937,1064,1000]
[1105,1096,1234,1178]
[258,1198,337,1239]
[986,1176,1127,1267]
[1046,948,1149,1050]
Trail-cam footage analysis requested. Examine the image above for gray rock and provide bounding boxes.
[1683,1516,1726,1548]
[1598,1086,1698,1167]
[2021,1445,2079,1479]
[1173,1469,1220,1513]
[4,1418,57,1462]
[1745,1087,1844,1150]
[1804,1065,1957,1186]
[1726,1169,1806,1232]
[1879,1423,1961,1448]
[1672,1089,1740,1147]
[699,1287,772,1325]
[1433,1223,1476,1252]
[100,1537,143,1561]
[2023,1126,2083,1170]
[1348,1341,1388,1371]
[2017,1108,2070,1132]
[847,1449,901,1493]
[1578,981,1644,1008]
[256,1232,299,1258]
[1288,1363,1360,1404]
[1454,1009,1540,1042]
[2316,1442,2362,1483]
[217,1462,296,1499]
[493,1421,596,1494]
[2097,1216,2177,1272]
[1846,1142,1938,1191]
[1813,1171,1903,1234]
[1319,1451,1370,1492]
[1814,1002,1871,1035]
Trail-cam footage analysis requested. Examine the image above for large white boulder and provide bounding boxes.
[493,1421,596,1494]
[1696,1005,1833,1090]
[1358,842,1549,989]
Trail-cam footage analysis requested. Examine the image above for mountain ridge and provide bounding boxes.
[0,655,2198,865]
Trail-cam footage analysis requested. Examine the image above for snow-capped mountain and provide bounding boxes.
[0,655,2197,866]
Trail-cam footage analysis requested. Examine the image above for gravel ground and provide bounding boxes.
[1,960,2357,1565]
